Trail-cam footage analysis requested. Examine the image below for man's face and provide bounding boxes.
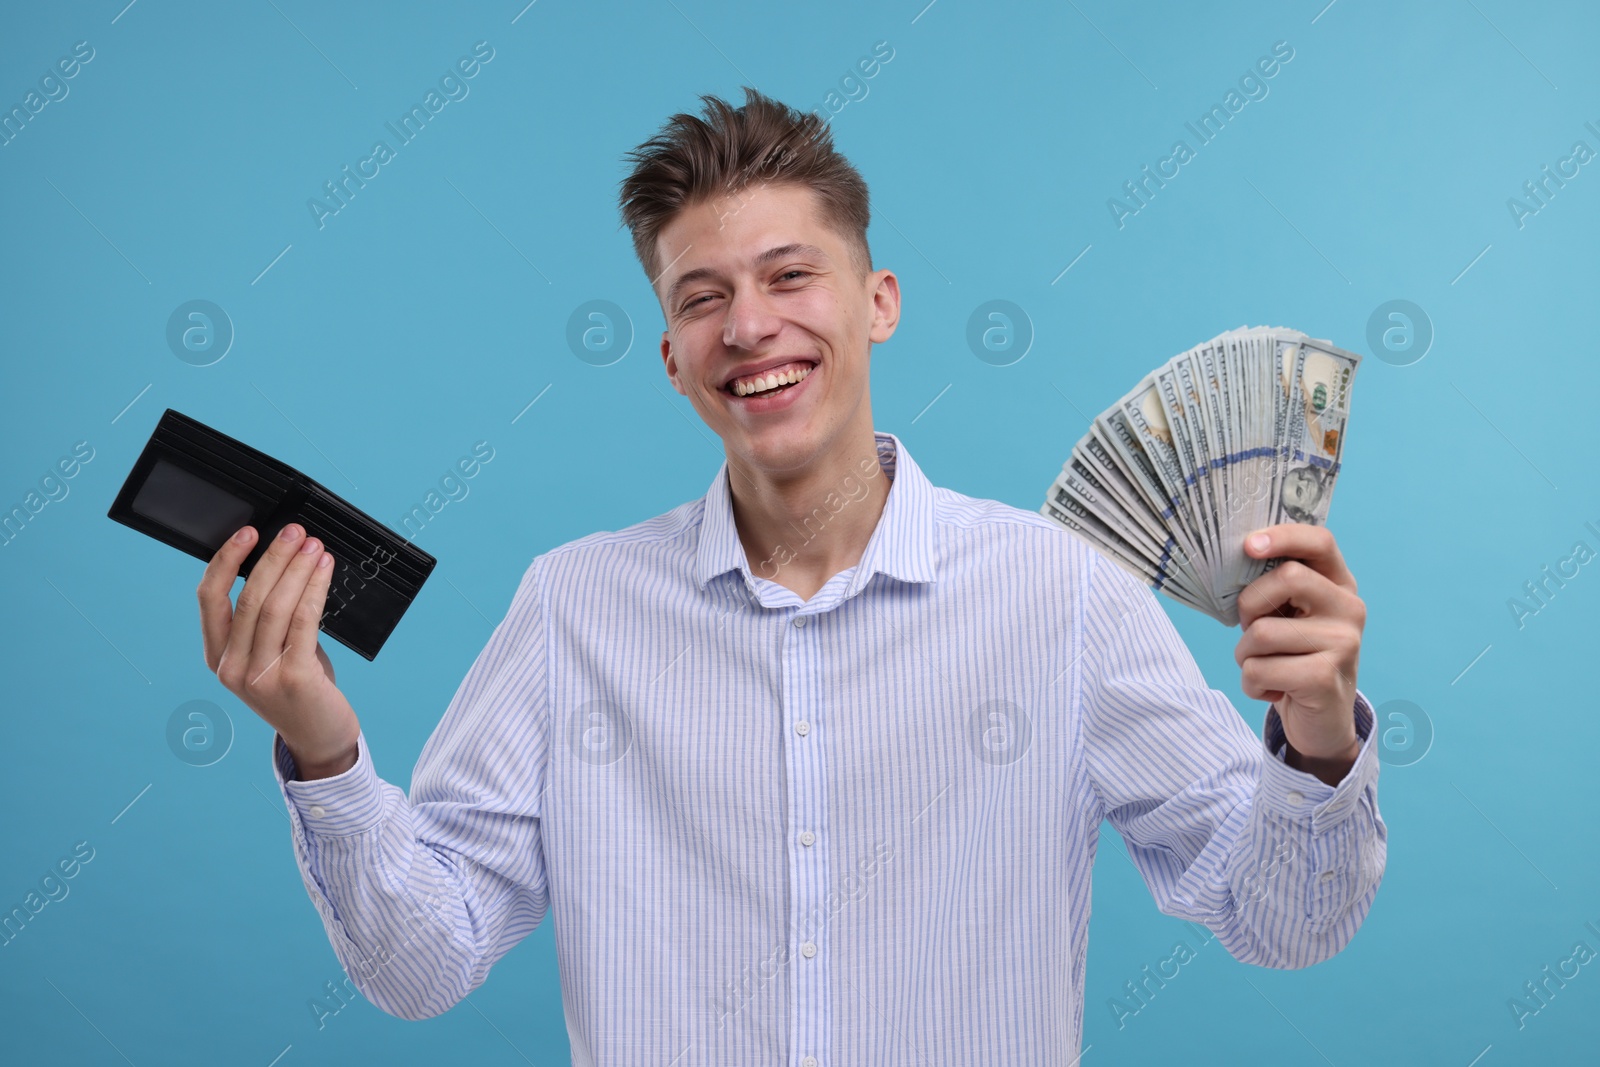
[655,182,899,477]
[1282,467,1323,512]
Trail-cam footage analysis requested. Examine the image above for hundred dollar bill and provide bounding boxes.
[1041,325,1360,626]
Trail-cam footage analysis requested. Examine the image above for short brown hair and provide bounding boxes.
[618,86,873,287]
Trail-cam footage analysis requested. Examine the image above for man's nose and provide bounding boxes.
[722,287,781,350]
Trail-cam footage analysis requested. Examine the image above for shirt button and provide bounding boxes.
[1286,790,1304,805]
[309,805,326,818]
[800,941,817,958]
[794,616,807,627]
[795,720,811,736]
[800,830,816,847]
[803,1058,819,1067]
[1321,870,1337,882]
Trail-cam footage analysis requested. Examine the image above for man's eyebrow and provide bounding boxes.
[665,243,830,308]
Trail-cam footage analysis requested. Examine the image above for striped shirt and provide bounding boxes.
[273,429,1386,1065]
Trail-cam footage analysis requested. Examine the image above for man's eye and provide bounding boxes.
[779,270,810,282]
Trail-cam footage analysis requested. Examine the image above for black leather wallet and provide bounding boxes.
[107,408,436,660]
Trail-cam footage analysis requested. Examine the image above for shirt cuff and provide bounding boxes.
[271,730,387,837]
[1256,689,1377,835]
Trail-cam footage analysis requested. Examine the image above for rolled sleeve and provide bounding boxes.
[274,730,388,837]
[1079,550,1388,971]
[1235,690,1386,949]
[1255,691,1378,832]
[262,555,555,1021]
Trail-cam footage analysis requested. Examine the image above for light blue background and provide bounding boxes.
[2,1,1596,1063]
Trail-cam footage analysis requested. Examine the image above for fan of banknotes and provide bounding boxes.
[1040,325,1360,626]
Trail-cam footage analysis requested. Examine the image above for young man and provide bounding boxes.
[198,88,1383,1064]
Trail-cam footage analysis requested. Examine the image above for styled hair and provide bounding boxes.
[618,86,873,287]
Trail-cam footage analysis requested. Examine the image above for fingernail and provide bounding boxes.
[233,527,253,544]
[1248,532,1270,552]
[278,524,299,542]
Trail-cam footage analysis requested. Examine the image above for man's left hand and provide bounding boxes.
[1234,523,1365,771]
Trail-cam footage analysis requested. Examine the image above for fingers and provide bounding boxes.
[287,546,335,666]
[1236,557,1357,630]
[1233,614,1355,667]
[1238,650,1353,706]
[1243,523,1356,594]
[248,528,328,685]
[1238,652,1301,704]
[218,522,310,686]
[198,524,257,674]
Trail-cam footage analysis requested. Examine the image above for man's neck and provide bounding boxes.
[726,431,893,601]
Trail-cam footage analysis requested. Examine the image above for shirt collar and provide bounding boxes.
[693,430,938,594]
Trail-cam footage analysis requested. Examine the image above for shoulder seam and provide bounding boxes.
[537,499,705,563]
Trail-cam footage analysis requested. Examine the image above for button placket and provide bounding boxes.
[782,607,827,1063]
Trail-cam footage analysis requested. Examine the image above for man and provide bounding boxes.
[198,87,1383,1064]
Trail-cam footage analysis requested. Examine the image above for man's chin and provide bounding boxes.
[726,427,821,475]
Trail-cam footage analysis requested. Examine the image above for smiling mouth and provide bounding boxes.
[723,361,817,398]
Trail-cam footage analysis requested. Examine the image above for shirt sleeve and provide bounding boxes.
[270,556,552,1019]
[1078,549,1387,969]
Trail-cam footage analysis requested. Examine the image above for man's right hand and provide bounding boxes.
[199,522,361,780]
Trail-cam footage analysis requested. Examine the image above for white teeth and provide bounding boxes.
[732,363,812,396]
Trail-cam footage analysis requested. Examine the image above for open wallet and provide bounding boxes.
[107,408,436,660]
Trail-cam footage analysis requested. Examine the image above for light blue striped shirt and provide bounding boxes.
[273,430,1386,1065]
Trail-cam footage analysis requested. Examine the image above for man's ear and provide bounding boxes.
[660,331,684,395]
[868,268,901,345]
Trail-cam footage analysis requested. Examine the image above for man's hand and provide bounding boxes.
[1234,523,1365,784]
[198,523,362,780]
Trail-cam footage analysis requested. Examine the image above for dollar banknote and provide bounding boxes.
[1041,326,1361,625]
